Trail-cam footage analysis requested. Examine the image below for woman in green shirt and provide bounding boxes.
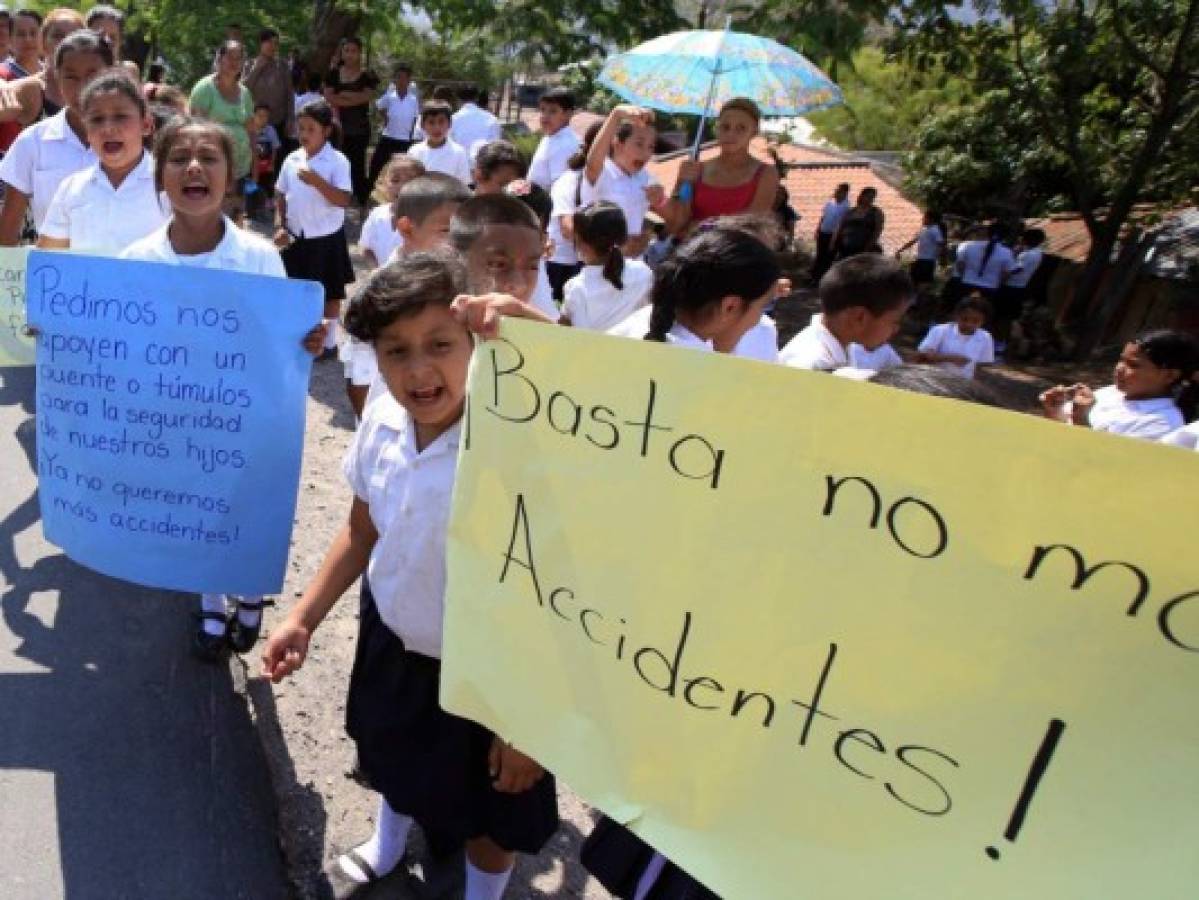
[189,40,255,218]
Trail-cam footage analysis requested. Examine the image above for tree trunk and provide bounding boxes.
[309,1,363,74]
[1078,228,1156,353]
[1069,222,1121,359]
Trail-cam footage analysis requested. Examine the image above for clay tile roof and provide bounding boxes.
[1024,213,1092,263]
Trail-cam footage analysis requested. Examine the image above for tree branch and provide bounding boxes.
[1107,0,1168,82]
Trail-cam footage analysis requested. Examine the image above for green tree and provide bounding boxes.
[734,0,889,81]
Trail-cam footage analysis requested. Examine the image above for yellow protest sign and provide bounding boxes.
[0,247,32,366]
[442,319,1199,899]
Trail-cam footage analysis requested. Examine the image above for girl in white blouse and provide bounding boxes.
[561,201,652,331]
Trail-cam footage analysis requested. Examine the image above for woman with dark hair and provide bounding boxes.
[189,39,256,218]
[323,36,379,206]
[832,186,885,259]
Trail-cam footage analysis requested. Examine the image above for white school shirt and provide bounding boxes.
[120,216,286,277]
[407,139,471,186]
[734,316,779,362]
[359,203,403,267]
[1006,247,1044,289]
[343,397,460,658]
[817,198,850,234]
[1161,422,1199,451]
[607,307,713,352]
[528,127,581,190]
[294,90,321,119]
[916,224,945,261]
[276,142,351,238]
[40,154,169,256]
[918,323,995,378]
[548,169,581,266]
[956,240,1015,290]
[530,260,561,323]
[562,260,652,332]
[376,86,420,140]
[849,341,903,372]
[779,314,848,371]
[1084,385,1183,440]
[581,158,654,237]
[450,103,501,160]
[0,109,96,230]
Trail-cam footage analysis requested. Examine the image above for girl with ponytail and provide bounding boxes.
[560,201,653,331]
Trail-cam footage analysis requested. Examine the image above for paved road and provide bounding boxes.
[0,365,289,900]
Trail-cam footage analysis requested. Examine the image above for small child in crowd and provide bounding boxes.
[1040,329,1199,441]
[643,220,674,269]
[545,122,602,301]
[916,294,995,378]
[358,154,425,269]
[503,178,562,323]
[561,202,652,331]
[275,98,354,358]
[779,255,914,372]
[262,197,558,899]
[407,100,471,186]
[39,69,166,255]
[583,104,666,257]
[249,101,281,218]
[472,139,524,194]
[527,87,579,190]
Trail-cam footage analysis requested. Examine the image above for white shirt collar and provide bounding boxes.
[374,395,463,458]
[42,109,80,144]
[88,151,154,188]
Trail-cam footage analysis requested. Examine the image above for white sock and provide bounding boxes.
[464,860,512,900]
[323,318,339,349]
[236,595,264,628]
[200,593,227,636]
[339,795,412,883]
[633,853,668,900]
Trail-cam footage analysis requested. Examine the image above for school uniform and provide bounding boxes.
[407,139,471,186]
[528,126,581,191]
[121,216,285,276]
[1082,386,1183,440]
[546,169,583,298]
[956,240,1015,296]
[0,108,96,231]
[343,398,559,855]
[910,224,944,284]
[849,341,903,372]
[1161,422,1199,451]
[359,203,403,267]
[731,317,778,362]
[40,154,169,256]
[530,261,562,323]
[581,158,655,238]
[276,142,355,301]
[369,86,420,187]
[811,198,850,279]
[562,260,652,332]
[997,245,1045,325]
[778,313,848,371]
[450,102,501,161]
[918,323,995,378]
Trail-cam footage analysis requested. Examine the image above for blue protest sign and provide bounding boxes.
[26,251,322,595]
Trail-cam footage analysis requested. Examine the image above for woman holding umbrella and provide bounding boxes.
[661,98,779,234]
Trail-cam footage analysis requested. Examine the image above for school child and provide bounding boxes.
[348,172,470,418]
[995,227,1047,344]
[582,104,666,257]
[850,341,904,372]
[545,122,601,301]
[1040,329,1199,441]
[916,294,995,378]
[561,201,651,331]
[357,154,424,269]
[527,87,579,191]
[897,210,945,287]
[368,62,420,188]
[643,220,674,269]
[407,100,471,186]
[275,98,354,357]
[585,226,781,900]
[38,70,166,255]
[502,178,562,323]
[0,30,113,245]
[262,200,559,897]
[121,116,324,659]
[247,102,281,219]
[952,221,1015,303]
[471,139,524,194]
[451,84,502,161]
[778,255,914,371]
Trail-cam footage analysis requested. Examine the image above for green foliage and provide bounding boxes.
[733,0,889,81]
[805,46,968,151]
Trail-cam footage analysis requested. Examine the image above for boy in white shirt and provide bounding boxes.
[407,100,471,186]
[472,140,524,195]
[527,88,580,190]
[358,155,424,269]
[368,62,420,189]
[810,182,850,281]
[451,84,501,162]
[917,295,995,378]
[780,255,914,372]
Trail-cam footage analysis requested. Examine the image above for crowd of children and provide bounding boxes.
[1,25,1196,898]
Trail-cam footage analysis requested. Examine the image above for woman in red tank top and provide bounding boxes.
[662,97,779,235]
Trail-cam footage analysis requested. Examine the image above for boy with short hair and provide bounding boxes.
[472,140,525,195]
[780,255,914,372]
[407,101,471,186]
[527,87,579,190]
[369,62,420,187]
[248,102,282,219]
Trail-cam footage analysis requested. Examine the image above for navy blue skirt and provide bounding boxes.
[281,226,354,302]
[345,582,559,856]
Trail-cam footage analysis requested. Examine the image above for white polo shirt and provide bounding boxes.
[548,169,581,266]
[530,260,561,323]
[1084,385,1183,440]
[343,397,460,658]
[528,126,581,190]
[734,317,780,363]
[359,203,403,267]
[41,153,169,256]
[562,260,652,332]
[849,341,903,371]
[918,323,995,378]
[451,102,501,160]
[779,314,848,371]
[581,158,654,237]
[957,240,1016,290]
[1006,247,1044,289]
[1162,422,1199,451]
[0,109,96,229]
[376,86,420,141]
[276,142,351,238]
[407,139,471,186]
[607,306,714,352]
[120,216,286,277]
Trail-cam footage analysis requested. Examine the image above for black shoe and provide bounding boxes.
[229,598,275,654]
[193,611,230,662]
